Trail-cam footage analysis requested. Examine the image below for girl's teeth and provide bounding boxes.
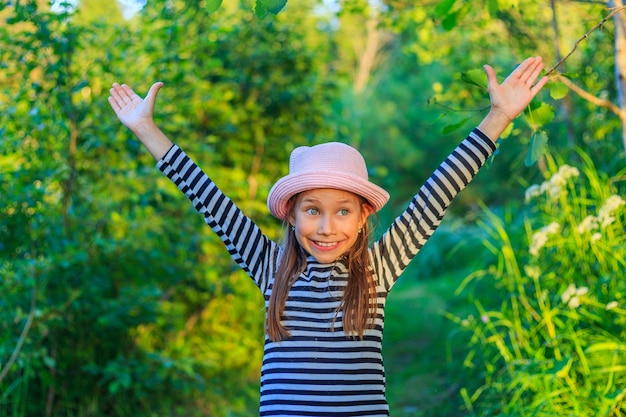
[317,241,335,247]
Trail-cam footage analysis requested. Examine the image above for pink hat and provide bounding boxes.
[267,142,390,220]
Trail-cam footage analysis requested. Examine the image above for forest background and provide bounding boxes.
[1,0,625,416]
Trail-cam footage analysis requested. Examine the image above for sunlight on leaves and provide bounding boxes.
[205,0,223,14]
[460,68,487,89]
[527,102,555,128]
[549,81,569,100]
[262,0,288,15]
[435,0,457,18]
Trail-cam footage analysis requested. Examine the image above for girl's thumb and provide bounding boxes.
[146,82,164,103]
[483,64,497,88]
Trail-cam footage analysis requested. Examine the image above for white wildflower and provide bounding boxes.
[576,215,599,234]
[602,195,626,213]
[531,165,580,201]
[548,164,579,188]
[606,301,619,311]
[544,222,561,234]
[591,232,602,242]
[561,284,577,304]
[525,184,542,203]
[568,296,581,309]
[540,181,562,201]
[549,171,566,188]
[598,195,625,228]
[558,164,580,180]
[561,284,587,309]
[529,232,548,256]
[529,222,560,257]
[524,265,541,280]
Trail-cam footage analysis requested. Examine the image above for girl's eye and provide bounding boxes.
[306,208,319,215]
[338,209,349,216]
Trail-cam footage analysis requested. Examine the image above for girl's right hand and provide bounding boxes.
[108,82,163,133]
[108,82,173,161]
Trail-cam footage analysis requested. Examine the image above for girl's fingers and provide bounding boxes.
[521,57,544,85]
[109,83,129,107]
[108,96,120,112]
[510,57,536,82]
[531,75,548,94]
[116,85,134,105]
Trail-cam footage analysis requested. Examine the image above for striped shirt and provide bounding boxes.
[157,128,496,416]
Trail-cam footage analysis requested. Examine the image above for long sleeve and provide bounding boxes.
[157,145,280,292]
[371,128,497,291]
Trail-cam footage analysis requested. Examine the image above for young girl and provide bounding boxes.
[108,57,547,417]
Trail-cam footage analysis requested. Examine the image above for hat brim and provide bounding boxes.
[267,172,390,221]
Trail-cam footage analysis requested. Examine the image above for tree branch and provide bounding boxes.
[0,280,37,384]
[546,5,626,76]
[555,74,625,118]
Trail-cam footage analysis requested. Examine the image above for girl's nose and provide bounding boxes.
[318,216,335,235]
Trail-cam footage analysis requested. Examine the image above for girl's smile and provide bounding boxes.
[290,188,370,263]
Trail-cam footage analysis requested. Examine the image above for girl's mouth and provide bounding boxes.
[312,240,341,249]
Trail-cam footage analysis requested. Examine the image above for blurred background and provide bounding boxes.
[1,0,625,415]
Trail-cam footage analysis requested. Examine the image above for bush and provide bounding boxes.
[450,151,626,416]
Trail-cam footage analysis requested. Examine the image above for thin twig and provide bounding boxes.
[0,279,37,384]
[545,5,626,76]
[556,74,624,117]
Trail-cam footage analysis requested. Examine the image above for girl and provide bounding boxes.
[108,57,547,417]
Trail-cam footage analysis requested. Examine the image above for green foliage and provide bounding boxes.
[525,130,549,166]
[206,0,223,14]
[451,153,626,416]
[2,0,626,416]
[1,0,337,416]
[256,0,288,17]
[398,0,622,168]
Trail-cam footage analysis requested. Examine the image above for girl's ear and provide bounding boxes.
[288,211,296,227]
[286,196,298,226]
[360,203,374,227]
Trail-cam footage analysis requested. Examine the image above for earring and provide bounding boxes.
[291,226,295,231]
[358,228,362,234]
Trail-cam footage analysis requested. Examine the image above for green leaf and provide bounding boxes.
[72,80,89,92]
[526,102,554,128]
[255,0,268,18]
[487,0,499,16]
[442,116,472,134]
[525,130,549,166]
[263,0,288,15]
[499,122,513,139]
[435,0,457,18]
[441,12,458,31]
[549,81,568,100]
[205,0,222,14]
[460,68,487,89]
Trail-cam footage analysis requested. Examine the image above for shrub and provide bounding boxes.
[450,151,626,416]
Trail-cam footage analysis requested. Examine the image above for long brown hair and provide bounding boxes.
[266,195,377,342]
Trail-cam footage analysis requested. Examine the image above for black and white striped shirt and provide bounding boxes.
[157,128,496,417]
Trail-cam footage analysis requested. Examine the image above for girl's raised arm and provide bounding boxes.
[108,82,173,160]
[477,56,548,141]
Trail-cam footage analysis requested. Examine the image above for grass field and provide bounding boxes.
[384,269,476,417]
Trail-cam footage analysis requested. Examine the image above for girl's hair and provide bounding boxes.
[266,194,377,342]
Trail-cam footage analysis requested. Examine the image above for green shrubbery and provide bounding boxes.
[450,152,626,416]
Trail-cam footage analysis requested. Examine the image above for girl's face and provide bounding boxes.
[290,188,371,264]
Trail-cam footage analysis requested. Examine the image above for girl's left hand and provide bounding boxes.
[484,56,548,124]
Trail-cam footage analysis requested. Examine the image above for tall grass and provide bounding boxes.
[449,151,626,416]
